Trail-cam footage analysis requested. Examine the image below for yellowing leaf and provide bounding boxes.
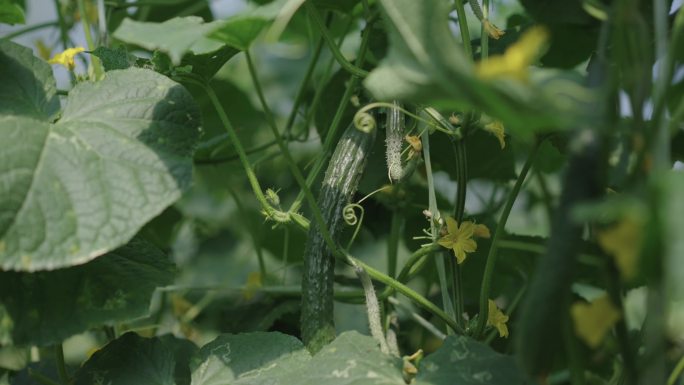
[570,295,621,348]
[48,47,85,70]
[483,120,506,149]
[476,26,549,81]
[597,217,642,280]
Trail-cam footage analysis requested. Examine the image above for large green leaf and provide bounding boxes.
[0,39,59,120]
[364,0,596,136]
[415,335,528,385]
[190,331,310,385]
[0,0,24,25]
[74,332,196,385]
[190,331,403,385]
[0,67,201,271]
[0,238,175,346]
[113,17,225,64]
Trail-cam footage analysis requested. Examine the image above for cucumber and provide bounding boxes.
[515,131,604,375]
[301,119,376,353]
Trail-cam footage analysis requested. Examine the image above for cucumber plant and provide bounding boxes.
[0,0,683,385]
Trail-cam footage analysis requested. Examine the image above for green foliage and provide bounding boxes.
[0,238,175,346]
[0,64,201,271]
[1,1,683,384]
[0,0,24,25]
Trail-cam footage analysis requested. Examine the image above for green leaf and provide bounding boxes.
[0,68,201,271]
[364,0,597,136]
[74,332,196,385]
[113,17,225,64]
[0,238,175,346]
[301,331,404,384]
[415,335,529,385]
[207,0,287,51]
[0,40,59,120]
[0,0,24,25]
[190,331,309,385]
[190,331,404,385]
[89,46,134,71]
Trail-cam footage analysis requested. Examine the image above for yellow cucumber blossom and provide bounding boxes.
[487,299,509,338]
[48,47,85,70]
[242,271,263,301]
[597,217,642,281]
[437,217,489,264]
[570,294,621,348]
[476,26,549,82]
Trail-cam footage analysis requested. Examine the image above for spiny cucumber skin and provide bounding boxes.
[301,122,376,353]
[515,132,604,375]
[386,101,405,182]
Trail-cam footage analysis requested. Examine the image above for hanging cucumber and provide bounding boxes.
[515,131,605,376]
[301,115,376,353]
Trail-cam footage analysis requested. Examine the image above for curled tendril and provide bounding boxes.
[343,203,363,226]
[354,110,377,133]
[343,203,365,249]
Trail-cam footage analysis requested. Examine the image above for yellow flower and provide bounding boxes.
[48,47,85,70]
[487,299,509,338]
[597,217,642,281]
[242,271,262,301]
[438,217,477,264]
[570,294,621,348]
[476,26,549,81]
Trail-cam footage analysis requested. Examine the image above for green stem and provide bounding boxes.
[667,354,684,385]
[288,18,372,213]
[305,2,369,78]
[77,0,103,79]
[2,21,59,40]
[480,0,489,60]
[453,0,473,58]
[245,50,338,254]
[474,140,540,338]
[387,211,402,278]
[451,139,467,326]
[52,0,69,50]
[536,170,554,227]
[197,80,308,231]
[54,344,69,385]
[607,266,637,385]
[423,127,458,334]
[284,19,327,136]
[348,255,464,334]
